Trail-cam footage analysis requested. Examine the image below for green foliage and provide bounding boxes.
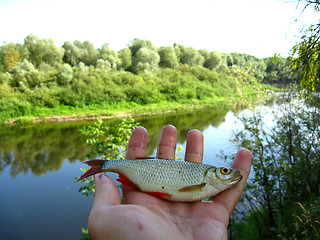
[80,227,91,240]
[229,91,320,239]
[24,34,64,68]
[231,209,270,240]
[0,34,278,123]
[201,50,222,70]
[0,43,21,71]
[80,117,138,159]
[176,44,205,67]
[76,117,139,196]
[62,41,81,66]
[264,56,300,85]
[74,40,99,66]
[118,47,132,71]
[98,43,119,70]
[292,23,320,91]
[293,200,320,239]
[158,46,179,69]
[129,39,160,74]
[58,63,73,85]
[289,0,320,91]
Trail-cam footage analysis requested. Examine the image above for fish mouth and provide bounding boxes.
[230,172,243,184]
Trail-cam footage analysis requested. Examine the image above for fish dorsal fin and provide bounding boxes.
[134,157,156,160]
[178,183,207,192]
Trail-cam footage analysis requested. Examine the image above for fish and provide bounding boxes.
[76,158,243,202]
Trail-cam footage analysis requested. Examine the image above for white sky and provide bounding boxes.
[0,0,318,58]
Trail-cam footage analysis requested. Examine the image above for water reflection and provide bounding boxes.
[136,107,229,156]
[0,123,91,177]
[0,106,245,240]
[0,106,230,178]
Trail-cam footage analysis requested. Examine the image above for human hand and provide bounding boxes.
[87,125,252,240]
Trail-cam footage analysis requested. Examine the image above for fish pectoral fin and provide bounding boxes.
[116,173,135,187]
[178,183,207,192]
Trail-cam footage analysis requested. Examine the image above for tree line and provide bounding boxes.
[0,34,297,123]
[0,34,298,83]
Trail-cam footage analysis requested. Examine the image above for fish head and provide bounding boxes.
[205,167,243,188]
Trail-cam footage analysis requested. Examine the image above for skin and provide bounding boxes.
[87,125,252,240]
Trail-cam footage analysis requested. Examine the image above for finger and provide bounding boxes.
[213,148,252,215]
[123,127,148,194]
[92,174,121,208]
[156,125,177,160]
[125,127,148,159]
[185,129,203,163]
[88,174,121,239]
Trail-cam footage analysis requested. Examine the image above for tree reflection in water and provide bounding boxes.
[0,122,91,177]
[0,106,232,178]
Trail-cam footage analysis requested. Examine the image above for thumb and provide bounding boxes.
[92,173,121,208]
[88,174,121,239]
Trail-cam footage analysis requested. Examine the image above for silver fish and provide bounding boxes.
[77,158,242,202]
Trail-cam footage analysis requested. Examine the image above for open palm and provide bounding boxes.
[88,125,252,240]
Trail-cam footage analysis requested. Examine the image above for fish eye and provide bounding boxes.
[220,168,231,175]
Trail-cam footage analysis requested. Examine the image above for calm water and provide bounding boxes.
[0,105,272,239]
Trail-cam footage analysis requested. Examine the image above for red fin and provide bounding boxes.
[116,173,135,187]
[75,159,107,182]
[134,157,156,160]
[146,191,171,199]
[178,183,207,192]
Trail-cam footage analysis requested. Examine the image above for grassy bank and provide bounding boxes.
[3,98,228,124]
[3,85,274,125]
[0,65,277,124]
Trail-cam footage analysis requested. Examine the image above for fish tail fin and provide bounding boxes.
[75,159,107,182]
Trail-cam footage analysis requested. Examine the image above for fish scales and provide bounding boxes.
[104,159,211,188]
[77,158,243,202]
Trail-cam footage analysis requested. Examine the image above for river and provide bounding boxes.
[0,103,275,240]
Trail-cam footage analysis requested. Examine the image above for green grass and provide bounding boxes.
[2,87,274,125]
[2,97,230,124]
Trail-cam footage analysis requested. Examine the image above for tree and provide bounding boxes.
[230,53,245,67]
[230,92,320,239]
[62,41,81,66]
[176,45,204,67]
[9,59,38,89]
[24,34,64,68]
[226,54,234,67]
[0,43,20,72]
[129,38,155,56]
[58,63,73,85]
[74,40,99,66]
[291,0,320,90]
[158,46,179,69]
[118,48,132,71]
[132,47,160,74]
[264,57,299,84]
[292,23,320,90]
[96,59,111,71]
[203,51,222,70]
[98,43,119,70]
[129,39,160,74]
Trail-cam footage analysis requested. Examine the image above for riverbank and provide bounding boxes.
[5,98,226,124]
[4,89,274,124]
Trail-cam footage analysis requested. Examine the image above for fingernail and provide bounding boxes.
[128,127,148,149]
[237,148,246,153]
[95,173,107,182]
[236,148,252,159]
